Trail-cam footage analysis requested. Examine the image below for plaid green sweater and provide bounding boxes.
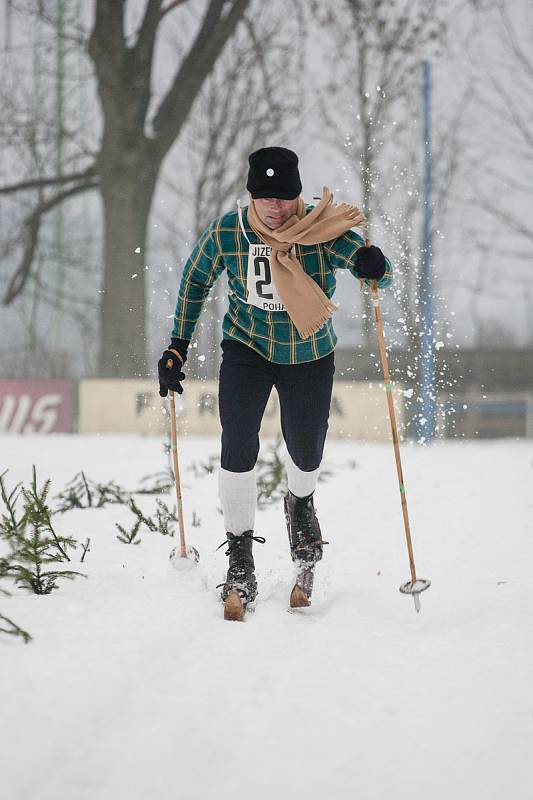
[172,205,393,364]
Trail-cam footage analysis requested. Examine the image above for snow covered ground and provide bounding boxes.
[1,433,532,800]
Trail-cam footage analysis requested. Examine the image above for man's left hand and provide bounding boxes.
[355,245,386,280]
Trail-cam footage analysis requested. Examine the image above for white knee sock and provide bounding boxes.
[285,455,320,498]
[218,467,257,534]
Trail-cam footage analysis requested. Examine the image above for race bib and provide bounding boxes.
[246,243,286,312]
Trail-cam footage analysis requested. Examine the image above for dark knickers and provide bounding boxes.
[218,339,335,473]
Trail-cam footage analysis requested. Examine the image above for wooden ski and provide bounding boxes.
[290,567,314,608]
[223,590,246,621]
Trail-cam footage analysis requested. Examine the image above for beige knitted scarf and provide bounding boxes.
[247,186,367,339]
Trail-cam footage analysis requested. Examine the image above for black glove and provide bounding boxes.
[355,245,387,280]
[158,338,190,397]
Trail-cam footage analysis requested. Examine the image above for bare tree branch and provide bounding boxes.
[484,69,533,153]
[497,0,533,81]
[133,0,164,68]
[477,201,533,244]
[151,0,250,158]
[160,0,189,21]
[0,165,98,196]
[242,16,275,106]
[137,0,164,39]
[3,181,99,305]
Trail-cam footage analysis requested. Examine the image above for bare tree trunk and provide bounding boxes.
[88,1,250,375]
[99,160,158,376]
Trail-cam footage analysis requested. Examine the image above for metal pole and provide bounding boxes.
[53,0,65,359]
[5,1,13,49]
[418,60,435,441]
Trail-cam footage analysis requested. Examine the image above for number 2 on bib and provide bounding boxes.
[246,243,286,312]
[254,256,273,299]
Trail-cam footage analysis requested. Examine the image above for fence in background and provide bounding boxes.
[77,380,401,440]
[1,378,532,439]
[0,380,73,433]
[0,379,400,440]
[439,394,533,439]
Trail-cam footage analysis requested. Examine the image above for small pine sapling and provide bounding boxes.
[191,510,202,528]
[115,498,178,543]
[135,470,174,495]
[0,472,26,540]
[129,498,158,532]
[7,530,83,594]
[115,498,155,544]
[0,611,31,643]
[256,436,287,508]
[55,472,129,512]
[189,454,220,477]
[79,538,91,562]
[115,516,143,545]
[56,470,174,515]
[59,470,94,509]
[154,499,177,536]
[2,468,85,595]
[22,466,77,561]
[0,557,31,643]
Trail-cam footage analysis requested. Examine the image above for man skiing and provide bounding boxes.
[158,146,393,620]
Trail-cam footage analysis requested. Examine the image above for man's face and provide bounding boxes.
[252,196,299,229]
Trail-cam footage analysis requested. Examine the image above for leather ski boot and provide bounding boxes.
[284,490,328,608]
[216,531,265,621]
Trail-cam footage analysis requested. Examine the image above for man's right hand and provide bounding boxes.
[158,338,189,397]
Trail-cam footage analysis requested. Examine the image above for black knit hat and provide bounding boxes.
[246,146,302,200]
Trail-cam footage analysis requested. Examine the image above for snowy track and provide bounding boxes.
[1,435,532,799]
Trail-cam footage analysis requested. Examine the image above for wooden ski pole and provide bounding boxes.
[167,387,188,559]
[165,354,199,565]
[369,279,417,586]
[362,240,430,611]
